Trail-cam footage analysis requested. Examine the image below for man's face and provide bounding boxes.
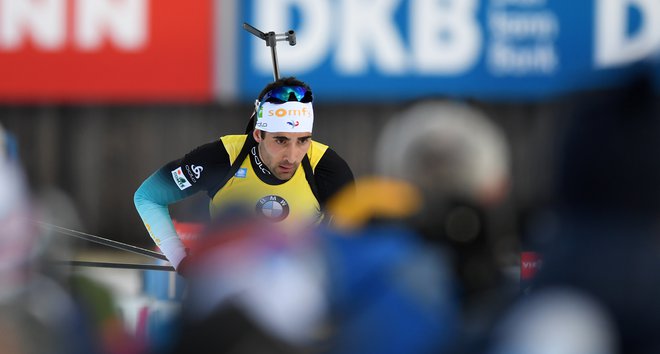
[253,129,312,180]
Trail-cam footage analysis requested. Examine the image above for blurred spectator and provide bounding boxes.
[168,179,459,354]
[488,288,618,354]
[165,212,323,354]
[0,124,94,354]
[0,123,143,354]
[488,71,660,353]
[376,100,510,207]
[374,100,516,353]
[321,178,460,354]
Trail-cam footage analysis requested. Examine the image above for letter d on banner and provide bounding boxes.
[595,0,660,68]
[252,0,331,74]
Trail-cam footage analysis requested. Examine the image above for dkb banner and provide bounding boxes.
[237,0,660,101]
[0,0,657,102]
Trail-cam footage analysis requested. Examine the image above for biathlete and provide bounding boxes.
[134,77,354,274]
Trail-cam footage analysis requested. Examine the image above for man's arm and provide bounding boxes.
[134,167,192,268]
[134,141,231,269]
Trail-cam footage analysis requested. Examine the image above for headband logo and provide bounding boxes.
[257,101,314,133]
[268,107,311,118]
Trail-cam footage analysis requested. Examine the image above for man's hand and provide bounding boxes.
[176,249,194,277]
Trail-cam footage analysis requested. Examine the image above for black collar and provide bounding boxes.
[249,145,287,185]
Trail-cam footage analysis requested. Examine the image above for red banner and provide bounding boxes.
[0,0,212,103]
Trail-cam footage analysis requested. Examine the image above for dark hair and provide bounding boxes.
[257,76,311,101]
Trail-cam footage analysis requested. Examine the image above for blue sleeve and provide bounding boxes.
[134,140,231,267]
[134,167,195,268]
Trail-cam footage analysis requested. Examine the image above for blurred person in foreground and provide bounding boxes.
[0,125,143,354]
[164,210,325,354]
[374,100,516,353]
[319,178,460,354]
[164,179,459,354]
[134,77,354,276]
[487,70,660,354]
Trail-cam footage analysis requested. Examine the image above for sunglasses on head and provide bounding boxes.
[261,86,313,104]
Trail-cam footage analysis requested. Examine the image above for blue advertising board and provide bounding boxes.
[236,0,660,102]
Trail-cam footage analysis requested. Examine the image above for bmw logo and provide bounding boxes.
[256,195,290,221]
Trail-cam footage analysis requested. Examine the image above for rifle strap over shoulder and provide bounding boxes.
[217,134,257,191]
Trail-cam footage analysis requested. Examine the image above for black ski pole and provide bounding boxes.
[50,260,174,272]
[37,221,169,262]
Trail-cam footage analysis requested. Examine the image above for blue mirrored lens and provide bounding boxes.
[262,86,312,103]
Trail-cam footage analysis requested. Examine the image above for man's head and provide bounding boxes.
[376,101,510,206]
[252,77,314,180]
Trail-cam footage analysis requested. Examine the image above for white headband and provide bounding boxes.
[256,101,314,133]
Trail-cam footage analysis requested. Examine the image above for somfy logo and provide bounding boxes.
[267,107,312,118]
